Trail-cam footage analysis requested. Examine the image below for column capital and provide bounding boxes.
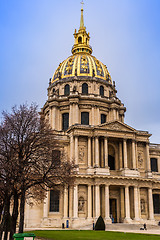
[95,183,100,186]
[105,184,110,187]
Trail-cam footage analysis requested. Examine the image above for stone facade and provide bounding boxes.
[24,5,160,229]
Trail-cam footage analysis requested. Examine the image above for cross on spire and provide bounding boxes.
[81,0,84,10]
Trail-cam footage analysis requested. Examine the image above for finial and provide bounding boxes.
[81,0,84,10]
[80,0,84,29]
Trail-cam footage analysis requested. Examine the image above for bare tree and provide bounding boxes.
[0,103,74,239]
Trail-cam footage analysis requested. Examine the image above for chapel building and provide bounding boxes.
[24,5,160,228]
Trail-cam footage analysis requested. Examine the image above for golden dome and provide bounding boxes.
[51,54,112,83]
[51,3,112,84]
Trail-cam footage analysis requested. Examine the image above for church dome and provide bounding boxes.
[52,54,112,83]
[51,3,112,85]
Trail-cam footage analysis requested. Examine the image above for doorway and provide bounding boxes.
[110,199,117,223]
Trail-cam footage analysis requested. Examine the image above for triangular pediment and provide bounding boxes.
[98,120,136,132]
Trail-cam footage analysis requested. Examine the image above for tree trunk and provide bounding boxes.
[2,194,11,240]
[18,190,25,233]
[0,202,4,224]
[10,191,19,240]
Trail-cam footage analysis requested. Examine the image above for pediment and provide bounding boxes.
[98,121,136,132]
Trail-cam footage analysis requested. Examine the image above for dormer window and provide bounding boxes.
[64,84,70,96]
[82,83,88,94]
[100,85,104,96]
[101,114,106,124]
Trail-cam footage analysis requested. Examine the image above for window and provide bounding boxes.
[78,36,82,44]
[64,84,70,96]
[62,113,69,131]
[108,155,115,170]
[52,150,60,166]
[151,158,158,172]
[50,190,60,212]
[81,112,89,125]
[101,114,106,124]
[153,194,160,214]
[82,83,88,94]
[100,85,104,96]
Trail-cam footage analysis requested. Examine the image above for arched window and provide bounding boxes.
[101,114,106,124]
[150,158,158,172]
[62,113,69,131]
[50,190,60,212]
[82,83,88,94]
[64,84,70,96]
[100,85,104,96]
[78,36,82,44]
[81,112,89,125]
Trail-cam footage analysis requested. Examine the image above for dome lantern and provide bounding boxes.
[71,1,92,55]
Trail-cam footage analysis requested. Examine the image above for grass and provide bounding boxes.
[26,230,160,240]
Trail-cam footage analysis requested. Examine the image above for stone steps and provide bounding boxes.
[75,223,160,231]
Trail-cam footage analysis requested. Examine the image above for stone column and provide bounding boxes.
[69,104,73,126]
[57,108,60,130]
[73,185,78,218]
[104,137,108,168]
[146,143,151,172]
[124,186,131,222]
[119,142,123,169]
[52,107,56,129]
[100,139,104,167]
[120,187,125,221]
[69,186,73,218]
[92,137,95,167]
[134,186,140,221]
[88,185,92,219]
[43,190,49,218]
[92,106,94,125]
[148,188,154,220]
[63,185,68,218]
[88,137,91,167]
[70,135,74,162]
[95,184,100,218]
[95,137,99,167]
[75,103,79,124]
[113,109,116,120]
[75,136,78,165]
[96,107,100,125]
[116,110,119,120]
[132,140,136,169]
[105,185,110,221]
[123,139,128,168]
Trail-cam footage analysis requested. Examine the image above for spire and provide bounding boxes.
[72,0,92,55]
[80,1,84,29]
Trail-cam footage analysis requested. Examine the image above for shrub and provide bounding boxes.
[95,216,105,231]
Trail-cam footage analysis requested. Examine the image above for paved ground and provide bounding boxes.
[108,229,160,235]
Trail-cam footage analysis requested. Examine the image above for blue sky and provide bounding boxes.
[0,0,160,143]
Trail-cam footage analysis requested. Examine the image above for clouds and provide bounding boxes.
[0,0,160,143]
